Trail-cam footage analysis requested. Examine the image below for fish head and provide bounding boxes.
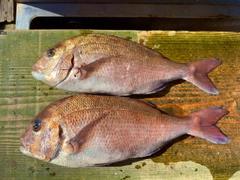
[20,106,63,162]
[32,39,76,87]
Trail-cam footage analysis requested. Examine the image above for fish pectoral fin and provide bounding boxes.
[78,68,88,80]
[67,110,109,155]
[79,60,99,80]
[78,55,122,80]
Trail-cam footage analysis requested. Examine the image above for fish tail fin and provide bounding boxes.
[184,58,222,94]
[187,106,230,144]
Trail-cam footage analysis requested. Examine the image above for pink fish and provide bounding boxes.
[20,94,230,167]
[32,34,221,96]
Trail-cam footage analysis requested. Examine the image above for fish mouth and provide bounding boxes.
[20,137,29,155]
[31,70,47,83]
[31,64,47,82]
[20,143,46,160]
[31,54,75,87]
[20,146,32,157]
[19,145,26,153]
[32,64,42,73]
[31,64,64,87]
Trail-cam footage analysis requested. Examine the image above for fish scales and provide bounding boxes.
[32,34,221,95]
[56,95,155,117]
[53,95,168,162]
[62,99,176,163]
[20,94,230,168]
[77,37,161,62]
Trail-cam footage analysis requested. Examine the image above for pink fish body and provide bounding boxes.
[20,94,230,168]
[32,34,221,96]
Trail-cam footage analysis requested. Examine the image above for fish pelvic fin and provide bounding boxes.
[187,106,230,144]
[184,58,222,94]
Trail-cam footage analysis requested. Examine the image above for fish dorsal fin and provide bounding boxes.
[67,110,109,155]
[78,55,123,80]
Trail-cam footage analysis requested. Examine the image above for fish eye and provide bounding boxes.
[47,48,56,57]
[33,119,41,132]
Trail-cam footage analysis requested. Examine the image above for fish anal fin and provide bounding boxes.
[67,110,109,155]
[146,82,167,95]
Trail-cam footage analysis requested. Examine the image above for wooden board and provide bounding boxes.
[0,0,14,23]
[0,30,239,180]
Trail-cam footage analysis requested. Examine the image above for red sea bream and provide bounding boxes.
[20,94,230,168]
[32,34,221,96]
